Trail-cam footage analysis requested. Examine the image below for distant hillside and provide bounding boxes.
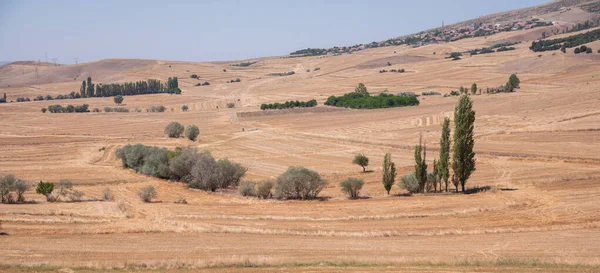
[290,0,600,56]
[0,61,10,67]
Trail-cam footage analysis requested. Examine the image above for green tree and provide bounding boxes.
[471,83,477,95]
[185,125,199,141]
[414,136,428,193]
[80,80,87,98]
[382,153,396,195]
[114,95,124,105]
[438,117,451,192]
[164,122,185,138]
[35,181,54,201]
[432,159,439,192]
[507,74,520,91]
[352,154,369,172]
[452,95,476,192]
[354,83,368,94]
[86,77,95,97]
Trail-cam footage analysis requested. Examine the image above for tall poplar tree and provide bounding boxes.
[438,117,451,192]
[382,153,396,195]
[414,136,427,193]
[452,95,476,192]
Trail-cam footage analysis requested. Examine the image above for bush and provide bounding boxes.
[164,122,185,138]
[202,81,210,86]
[238,181,256,197]
[184,125,199,141]
[92,108,100,112]
[256,180,274,199]
[35,181,55,201]
[181,105,189,112]
[47,104,89,113]
[41,108,47,113]
[104,107,129,112]
[15,180,28,203]
[138,185,157,202]
[227,103,235,108]
[339,177,364,199]
[574,47,581,54]
[102,187,114,201]
[190,74,198,79]
[268,71,295,76]
[586,47,593,54]
[275,166,327,200]
[0,174,17,204]
[217,159,247,188]
[421,91,441,96]
[314,67,321,71]
[400,173,419,194]
[114,95,124,105]
[147,105,167,112]
[189,152,221,191]
[69,190,85,202]
[116,144,171,179]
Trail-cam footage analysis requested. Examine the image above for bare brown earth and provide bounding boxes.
[1,23,600,273]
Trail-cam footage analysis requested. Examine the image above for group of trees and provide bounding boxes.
[530,28,600,52]
[78,77,181,98]
[325,83,419,109]
[574,45,593,54]
[238,166,329,200]
[164,122,199,141]
[379,69,405,73]
[268,71,295,76]
[116,145,246,192]
[231,61,257,67]
[0,174,28,204]
[227,78,241,83]
[260,99,317,110]
[356,94,476,195]
[43,104,90,113]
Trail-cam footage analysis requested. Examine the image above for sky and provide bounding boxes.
[0,0,548,64]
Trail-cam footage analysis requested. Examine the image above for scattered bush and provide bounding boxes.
[202,81,210,86]
[530,28,600,52]
[92,108,100,112]
[275,166,327,200]
[70,190,85,202]
[116,144,171,179]
[0,174,17,203]
[227,102,235,108]
[58,180,73,196]
[47,104,90,113]
[238,181,256,196]
[400,173,420,194]
[185,125,199,141]
[16,97,31,102]
[181,105,189,112]
[36,181,55,202]
[256,180,274,199]
[339,177,364,199]
[314,67,321,71]
[325,84,419,109]
[444,90,460,97]
[114,95,124,105]
[574,47,581,54]
[421,91,441,96]
[190,74,198,79]
[147,105,167,112]
[15,180,28,203]
[165,122,185,138]
[41,108,47,113]
[104,107,129,112]
[138,185,157,202]
[397,92,417,97]
[586,47,593,54]
[260,99,317,110]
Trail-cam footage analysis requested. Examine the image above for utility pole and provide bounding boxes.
[74,57,79,64]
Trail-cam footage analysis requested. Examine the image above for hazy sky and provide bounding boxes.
[0,0,548,63]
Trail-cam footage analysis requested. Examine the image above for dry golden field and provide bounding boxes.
[1,22,600,272]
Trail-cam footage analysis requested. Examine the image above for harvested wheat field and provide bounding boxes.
[2,1,600,272]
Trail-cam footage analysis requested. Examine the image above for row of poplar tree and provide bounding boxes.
[78,77,181,98]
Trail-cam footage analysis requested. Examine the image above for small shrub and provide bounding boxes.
[181,105,189,112]
[256,180,274,199]
[102,187,114,201]
[397,92,417,97]
[190,74,198,79]
[164,122,185,138]
[339,177,364,199]
[400,173,419,194]
[138,185,157,202]
[15,180,28,203]
[202,81,210,86]
[41,108,47,113]
[147,106,166,112]
[69,190,85,202]
[175,195,188,204]
[0,174,17,204]
[238,181,256,197]
[217,159,247,188]
[114,95,124,105]
[185,125,199,141]
[275,166,327,200]
[227,103,235,108]
[92,108,100,112]
[421,91,441,96]
[314,67,321,71]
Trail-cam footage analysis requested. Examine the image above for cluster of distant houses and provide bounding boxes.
[292,19,556,56]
